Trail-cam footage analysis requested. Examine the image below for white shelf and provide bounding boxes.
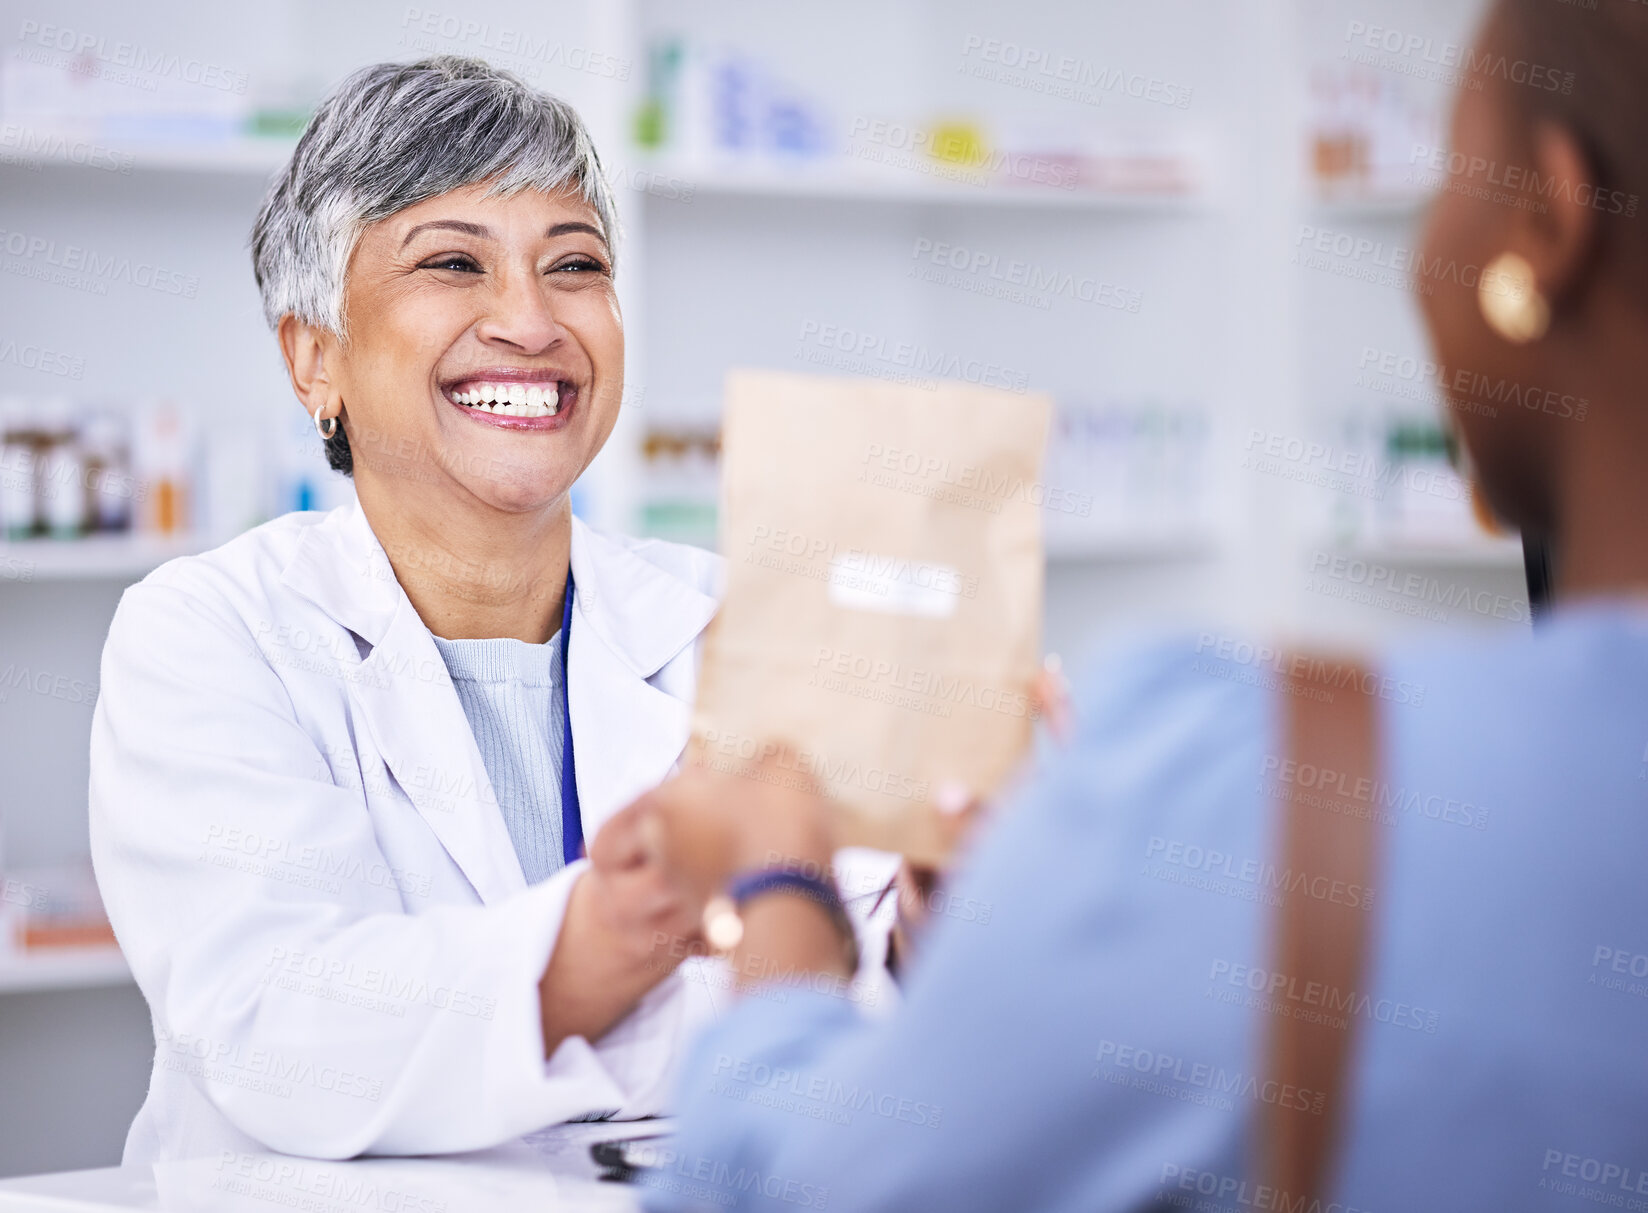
[0,943,131,995]
[632,158,1204,212]
[0,131,295,176]
[1311,189,1431,219]
[1046,530,1220,562]
[1330,537,1525,570]
[1,133,1206,212]
[0,535,209,581]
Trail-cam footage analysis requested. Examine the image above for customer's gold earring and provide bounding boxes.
[1478,251,1550,344]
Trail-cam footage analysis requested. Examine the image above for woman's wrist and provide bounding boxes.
[733,894,855,987]
[705,861,859,976]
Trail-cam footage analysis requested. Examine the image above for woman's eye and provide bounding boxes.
[550,257,607,275]
[420,254,481,273]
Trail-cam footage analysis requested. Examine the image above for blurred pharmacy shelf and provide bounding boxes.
[0,942,131,995]
[0,860,127,995]
[1045,530,1220,563]
[9,136,1206,215]
[630,533,1223,565]
[0,863,129,994]
[632,157,1203,212]
[0,536,208,582]
[1311,190,1432,220]
[2,131,296,176]
[1334,536,1525,570]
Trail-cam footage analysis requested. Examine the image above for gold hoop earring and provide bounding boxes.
[313,404,339,440]
[1478,251,1551,345]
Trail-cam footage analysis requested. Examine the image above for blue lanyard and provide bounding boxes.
[558,569,583,865]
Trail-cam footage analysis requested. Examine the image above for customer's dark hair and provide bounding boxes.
[1493,0,1648,297]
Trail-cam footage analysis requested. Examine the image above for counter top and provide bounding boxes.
[0,1122,658,1213]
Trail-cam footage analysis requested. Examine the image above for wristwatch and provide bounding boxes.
[702,867,860,973]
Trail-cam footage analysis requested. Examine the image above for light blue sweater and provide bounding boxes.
[431,632,566,886]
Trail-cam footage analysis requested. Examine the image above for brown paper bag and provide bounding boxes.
[688,368,1052,864]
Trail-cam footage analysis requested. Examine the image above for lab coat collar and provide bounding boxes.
[280,500,717,679]
[567,514,719,679]
[279,499,399,646]
[277,500,716,905]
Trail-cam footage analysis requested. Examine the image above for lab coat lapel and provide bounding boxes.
[565,630,691,847]
[567,519,719,842]
[282,502,525,905]
[351,596,527,904]
[279,503,719,891]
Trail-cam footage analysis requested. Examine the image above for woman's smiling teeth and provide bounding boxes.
[450,382,562,417]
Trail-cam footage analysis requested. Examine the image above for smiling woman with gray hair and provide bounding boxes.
[85,56,735,1163]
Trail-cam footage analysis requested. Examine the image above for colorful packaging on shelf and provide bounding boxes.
[5,862,116,951]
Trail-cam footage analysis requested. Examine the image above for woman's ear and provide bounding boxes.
[277,314,343,417]
[1513,120,1602,309]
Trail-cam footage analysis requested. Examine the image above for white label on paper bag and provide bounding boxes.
[827,553,961,619]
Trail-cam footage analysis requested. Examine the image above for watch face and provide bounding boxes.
[703,895,745,952]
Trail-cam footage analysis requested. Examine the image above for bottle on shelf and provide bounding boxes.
[1332,406,1483,549]
[80,412,137,534]
[0,399,42,541]
[633,35,846,169]
[1042,397,1211,550]
[1308,64,1441,201]
[40,435,87,539]
[133,400,194,537]
[638,425,721,547]
[1381,417,1476,545]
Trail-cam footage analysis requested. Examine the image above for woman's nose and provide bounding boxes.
[475,272,569,355]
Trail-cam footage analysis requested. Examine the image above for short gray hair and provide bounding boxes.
[251,56,619,473]
[251,55,619,337]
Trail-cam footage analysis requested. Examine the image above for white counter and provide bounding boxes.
[0,1123,654,1213]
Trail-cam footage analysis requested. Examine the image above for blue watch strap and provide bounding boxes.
[727,869,843,914]
[725,867,860,973]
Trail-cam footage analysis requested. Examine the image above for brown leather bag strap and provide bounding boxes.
[1260,655,1384,1207]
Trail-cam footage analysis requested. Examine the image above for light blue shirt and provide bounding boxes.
[431,632,565,885]
[645,603,1648,1211]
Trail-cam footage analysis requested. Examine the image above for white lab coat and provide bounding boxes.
[88,501,738,1164]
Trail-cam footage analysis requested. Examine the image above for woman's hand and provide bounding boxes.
[624,753,849,992]
[1032,655,1076,747]
[633,751,838,900]
[538,796,717,1056]
[584,796,708,964]
[542,751,839,1051]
